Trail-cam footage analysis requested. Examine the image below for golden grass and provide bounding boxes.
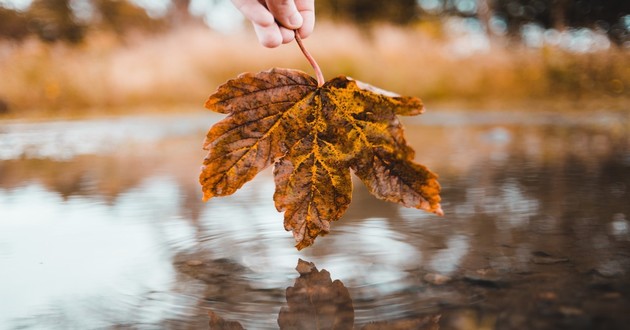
[0,22,628,118]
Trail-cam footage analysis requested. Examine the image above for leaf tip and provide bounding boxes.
[433,204,444,216]
[295,241,310,251]
[203,96,216,110]
[417,199,444,216]
[293,230,315,251]
[296,259,317,274]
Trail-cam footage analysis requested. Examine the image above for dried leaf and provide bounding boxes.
[200,68,442,249]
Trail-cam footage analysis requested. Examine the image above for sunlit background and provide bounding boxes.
[1,1,630,329]
[0,0,629,117]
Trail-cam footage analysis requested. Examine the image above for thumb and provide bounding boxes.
[265,0,303,30]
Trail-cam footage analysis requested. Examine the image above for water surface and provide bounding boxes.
[1,111,629,329]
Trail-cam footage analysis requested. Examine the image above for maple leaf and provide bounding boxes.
[199,68,442,250]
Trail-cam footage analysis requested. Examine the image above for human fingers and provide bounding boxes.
[295,0,315,38]
[268,0,314,44]
[252,23,283,48]
[265,0,303,30]
[279,26,295,44]
[231,0,283,47]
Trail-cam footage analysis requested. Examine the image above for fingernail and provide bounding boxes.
[289,13,303,27]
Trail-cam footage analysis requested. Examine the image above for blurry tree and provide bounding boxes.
[1,0,628,46]
[0,7,30,41]
[492,0,573,35]
[0,0,169,43]
[91,0,167,36]
[563,0,630,45]
[316,0,419,25]
[412,0,629,45]
[476,0,495,36]
[492,0,630,45]
[28,0,85,43]
[550,0,568,31]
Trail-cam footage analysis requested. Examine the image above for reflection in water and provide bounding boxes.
[1,111,630,329]
[278,259,354,329]
[203,259,440,330]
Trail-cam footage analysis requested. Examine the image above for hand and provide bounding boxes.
[231,0,315,48]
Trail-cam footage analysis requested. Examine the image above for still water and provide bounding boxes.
[1,110,629,329]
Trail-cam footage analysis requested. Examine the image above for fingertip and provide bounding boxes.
[287,13,303,29]
[266,1,302,30]
[295,0,315,38]
[297,12,314,38]
[280,27,295,44]
[253,23,283,48]
[261,34,283,48]
[235,1,275,27]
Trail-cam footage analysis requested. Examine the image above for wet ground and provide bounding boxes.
[1,110,629,329]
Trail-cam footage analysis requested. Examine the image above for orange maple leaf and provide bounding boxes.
[200,67,442,250]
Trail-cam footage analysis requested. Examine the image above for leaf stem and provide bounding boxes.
[295,31,324,87]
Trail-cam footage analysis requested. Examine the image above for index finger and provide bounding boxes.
[265,0,303,29]
[295,0,314,38]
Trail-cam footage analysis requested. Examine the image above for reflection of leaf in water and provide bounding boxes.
[208,310,244,330]
[360,315,441,330]
[278,259,354,330]
[202,258,441,329]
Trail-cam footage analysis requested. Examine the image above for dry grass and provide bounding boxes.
[0,22,628,118]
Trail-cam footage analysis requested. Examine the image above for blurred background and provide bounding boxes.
[0,0,629,117]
